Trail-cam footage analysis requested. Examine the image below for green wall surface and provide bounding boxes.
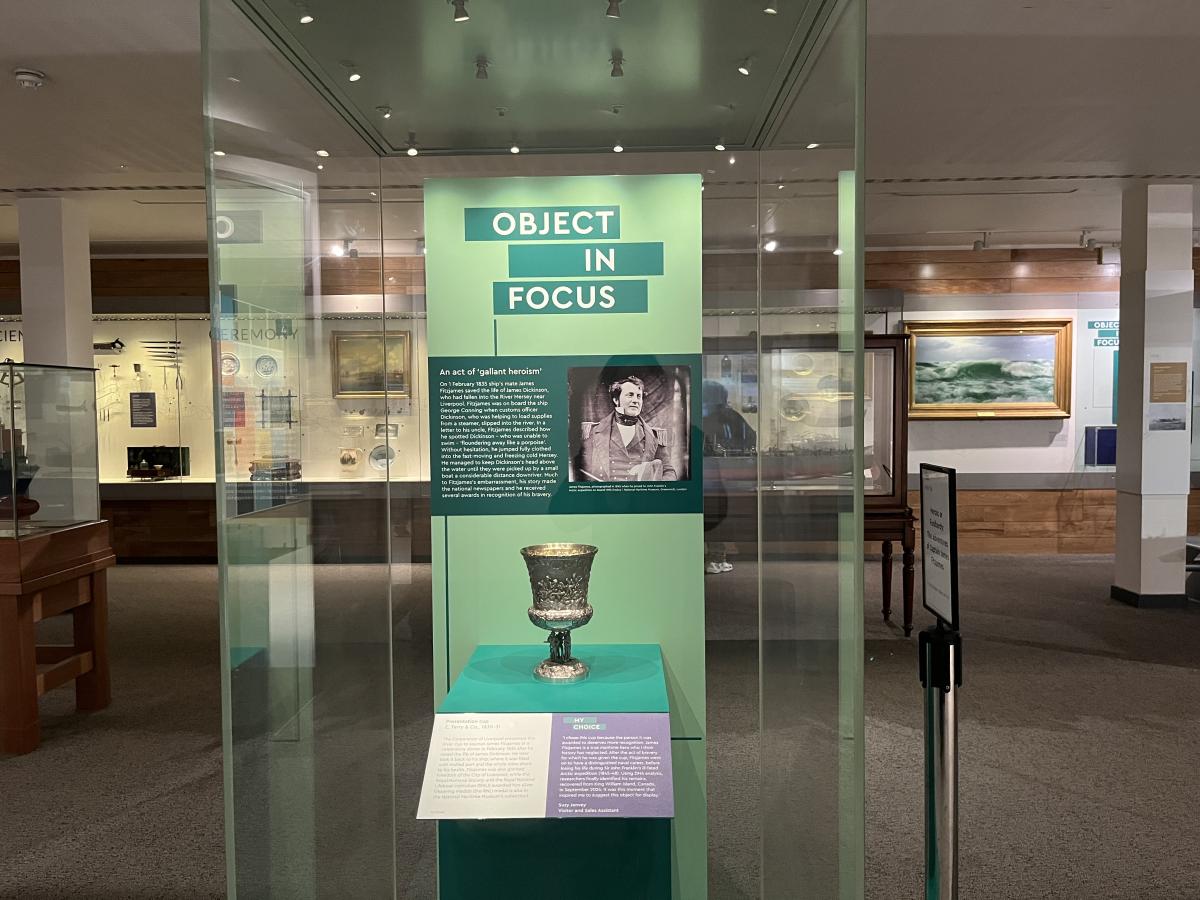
[425,173,707,900]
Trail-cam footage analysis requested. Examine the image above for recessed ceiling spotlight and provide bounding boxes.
[349,72,362,82]
[212,150,226,157]
[226,75,241,84]
[510,143,520,154]
[376,105,392,119]
[610,52,624,77]
[777,183,784,190]
[299,13,314,24]
[737,58,752,76]
[315,149,330,157]
[763,0,778,12]
[613,142,624,153]
[714,143,725,151]
[832,247,844,256]
[451,0,469,22]
[728,155,736,165]
[406,133,420,156]
[317,164,324,170]
[476,56,490,79]
[606,0,622,18]
[805,142,819,149]
[13,67,48,90]
[764,239,778,252]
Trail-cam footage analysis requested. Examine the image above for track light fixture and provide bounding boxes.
[610,52,624,77]
[315,149,330,157]
[451,0,469,22]
[832,247,843,256]
[763,239,778,252]
[972,231,990,252]
[763,1,778,13]
[805,142,819,149]
[606,0,622,18]
[376,105,392,119]
[406,133,419,156]
[299,13,314,24]
[714,142,725,151]
[737,58,752,76]
[510,143,520,154]
[613,142,624,153]
[476,56,489,79]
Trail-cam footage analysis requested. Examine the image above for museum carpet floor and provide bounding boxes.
[0,556,1197,899]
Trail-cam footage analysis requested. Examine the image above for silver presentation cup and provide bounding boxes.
[521,543,598,683]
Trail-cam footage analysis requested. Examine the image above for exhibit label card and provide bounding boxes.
[920,463,959,628]
[418,712,674,820]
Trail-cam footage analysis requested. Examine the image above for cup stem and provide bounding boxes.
[548,630,571,663]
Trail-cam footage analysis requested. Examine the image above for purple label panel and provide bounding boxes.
[546,712,674,818]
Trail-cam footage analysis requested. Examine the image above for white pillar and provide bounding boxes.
[17,197,93,367]
[1112,184,1194,607]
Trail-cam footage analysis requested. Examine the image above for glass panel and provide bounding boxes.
[9,364,100,536]
[866,347,895,496]
[206,0,865,895]
[204,0,393,896]
[758,0,865,894]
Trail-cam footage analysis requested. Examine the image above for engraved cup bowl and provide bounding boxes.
[521,543,597,633]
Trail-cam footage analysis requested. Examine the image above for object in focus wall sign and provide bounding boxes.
[423,174,705,900]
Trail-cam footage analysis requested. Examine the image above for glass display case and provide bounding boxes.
[0,363,100,538]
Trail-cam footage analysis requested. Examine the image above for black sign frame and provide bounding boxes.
[919,462,960,630]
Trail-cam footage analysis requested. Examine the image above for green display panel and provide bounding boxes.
[425,174,706,900]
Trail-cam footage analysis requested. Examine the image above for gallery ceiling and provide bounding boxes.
[3,0,1200,251]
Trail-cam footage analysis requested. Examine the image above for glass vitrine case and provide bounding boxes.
[702,334,908,502]
[0,363,100,538]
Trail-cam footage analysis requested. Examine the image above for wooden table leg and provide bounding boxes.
[0,596,39,754]
[74,571,111,712]
[881,539,893,622]
[902,526,916,637]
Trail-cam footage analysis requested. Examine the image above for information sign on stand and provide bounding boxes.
[919,463,959,629]
[918,462,961,900]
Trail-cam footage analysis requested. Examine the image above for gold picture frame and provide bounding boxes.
[330,330,412,399]
[904,319,1072,419]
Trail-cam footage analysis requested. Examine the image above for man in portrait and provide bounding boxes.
[576,375,678,481]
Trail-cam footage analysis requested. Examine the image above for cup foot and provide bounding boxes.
[534,657,588,684]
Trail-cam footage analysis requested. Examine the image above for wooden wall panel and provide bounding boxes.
[904,488,1120,555]
[7,246,1199,304]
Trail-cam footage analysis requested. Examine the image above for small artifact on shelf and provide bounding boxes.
[248,456,302,482]
[521,543,598,684]
[126,446,191,480]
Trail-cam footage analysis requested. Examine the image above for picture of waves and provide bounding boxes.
[914,333,1057,405]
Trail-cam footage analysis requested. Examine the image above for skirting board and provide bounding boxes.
[1110,585,1192,609]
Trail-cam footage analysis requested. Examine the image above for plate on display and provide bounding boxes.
[220,353,240,377]
[786,353,815,377]
[255,355,279,377]
[369,444,395,472]
[780,393,812,423]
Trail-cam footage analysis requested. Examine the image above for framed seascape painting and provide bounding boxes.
[331,331,411,399]
[904,319,1072,419]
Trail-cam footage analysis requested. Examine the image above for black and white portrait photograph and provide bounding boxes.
[568,364,693,483]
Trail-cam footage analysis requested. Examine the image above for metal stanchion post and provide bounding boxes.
[919,622,962,900]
